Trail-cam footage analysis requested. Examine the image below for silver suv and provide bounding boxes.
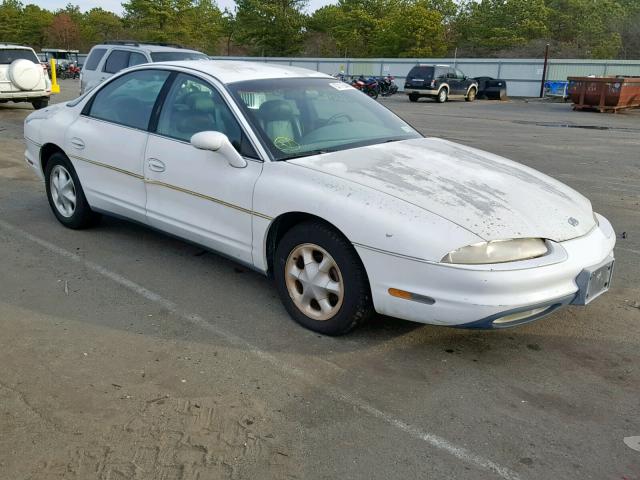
[0,43,51,109]
[80,41,208,94]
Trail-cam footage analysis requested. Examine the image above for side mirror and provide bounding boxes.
[190,131,247,168]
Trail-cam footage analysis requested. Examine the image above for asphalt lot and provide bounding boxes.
[1,79,639,480]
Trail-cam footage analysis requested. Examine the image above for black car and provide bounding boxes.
[404,65,478,103]
[473,76,507,100]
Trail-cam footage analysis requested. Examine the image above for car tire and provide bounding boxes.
[32,98,49,110]
[409,94,419,102]
[274,220,374,336]
[436,88,448,103]
[44,152,101,229]
[465,87,477,102]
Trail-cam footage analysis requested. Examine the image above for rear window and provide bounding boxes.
[0,49,39,64]
[407,66,434,80]
[84,48,107,71]
[150,51,208,62]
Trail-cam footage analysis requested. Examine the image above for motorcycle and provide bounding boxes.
[379,75,398,96]
[350,75,380,99]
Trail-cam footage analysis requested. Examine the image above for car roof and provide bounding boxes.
[95,43,203,54]
[0,43,33,50]
[159,60,332,84]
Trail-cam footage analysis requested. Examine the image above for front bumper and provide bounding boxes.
[355,213,616,328]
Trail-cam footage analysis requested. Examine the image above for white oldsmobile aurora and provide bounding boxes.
[23,61,616,335]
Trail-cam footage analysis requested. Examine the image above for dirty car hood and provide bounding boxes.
[289,138,594,242]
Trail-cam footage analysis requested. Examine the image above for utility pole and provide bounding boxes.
[539,43,550,98]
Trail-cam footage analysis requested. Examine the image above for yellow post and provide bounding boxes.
[50,58,60,94]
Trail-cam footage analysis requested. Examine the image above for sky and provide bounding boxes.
[33,0,337,14]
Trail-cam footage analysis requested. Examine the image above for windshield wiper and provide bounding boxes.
[283,149,334,160]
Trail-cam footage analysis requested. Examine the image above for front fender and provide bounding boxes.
[251,161,482,272]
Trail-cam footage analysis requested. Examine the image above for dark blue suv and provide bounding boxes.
[405,65,478,103]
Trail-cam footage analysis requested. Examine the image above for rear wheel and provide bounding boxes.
[465,87,477,102]
[408,94,419,102]
[44,153,101,229]
[32,98,49,110]
[274,221,373,335]
[436,88,448,103]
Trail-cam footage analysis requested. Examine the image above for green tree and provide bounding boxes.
[234,0,307,56]
[545,0,625,58]
[373,1,448,57]
[456,0,549,55]
[81,7,124,48]
[20,5,53,49]
[0,0,23,43]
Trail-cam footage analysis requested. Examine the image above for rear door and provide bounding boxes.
[446,68,463,96]
[66,69,171,223]
[455,68,469,95]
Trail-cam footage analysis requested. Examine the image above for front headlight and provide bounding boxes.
[441,238,548,264]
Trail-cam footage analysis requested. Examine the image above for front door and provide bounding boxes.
[66,69,171,223]
[144,73,263,264]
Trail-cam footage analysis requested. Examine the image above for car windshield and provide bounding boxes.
[228,77,421,160]
[0,49,39,64]
[150,51,208,62]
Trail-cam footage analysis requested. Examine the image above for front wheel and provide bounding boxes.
[436,88,448,103]
[274,221,373,335]
[408,94,419,102]
[465,87,477,102]
[44,153,101,229]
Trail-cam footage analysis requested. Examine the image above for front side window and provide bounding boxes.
[84,48,106,70]
[228,78,421,161]
[87,69,170,130]
[103,49,129,74]
[156,73,254,157]
[455,69,465,79]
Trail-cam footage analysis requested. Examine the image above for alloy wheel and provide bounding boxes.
[285,243,344,321]
[50,165,76,218]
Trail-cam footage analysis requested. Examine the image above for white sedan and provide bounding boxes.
[23,61,616,335]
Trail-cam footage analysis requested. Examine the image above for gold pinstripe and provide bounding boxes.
[68,154,272,220]
[70,154,145,179]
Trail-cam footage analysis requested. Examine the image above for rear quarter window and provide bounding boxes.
[84,48,107,71]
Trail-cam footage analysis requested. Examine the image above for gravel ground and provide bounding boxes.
[1,79,639,480]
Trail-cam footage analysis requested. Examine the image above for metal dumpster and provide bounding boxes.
[568,76,640,113]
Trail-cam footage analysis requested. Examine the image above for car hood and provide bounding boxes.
[289,138,595,242]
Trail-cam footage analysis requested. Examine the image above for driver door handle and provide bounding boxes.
[147,158,165,173]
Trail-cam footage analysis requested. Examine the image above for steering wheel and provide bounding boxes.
[326,113,353,125]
